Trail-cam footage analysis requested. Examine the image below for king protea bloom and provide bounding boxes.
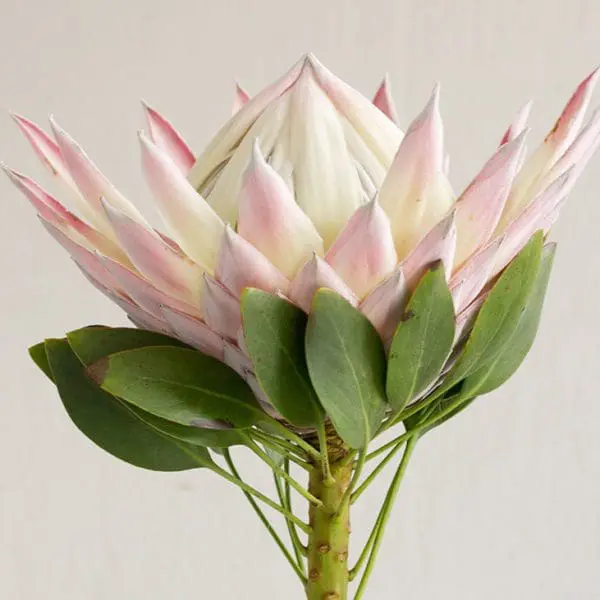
[7,54,599,416]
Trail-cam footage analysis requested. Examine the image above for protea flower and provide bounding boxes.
[10,54,599,600]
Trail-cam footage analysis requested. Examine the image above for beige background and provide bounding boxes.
[1,0,600,598]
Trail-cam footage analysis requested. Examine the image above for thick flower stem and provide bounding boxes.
[306,456,352,600]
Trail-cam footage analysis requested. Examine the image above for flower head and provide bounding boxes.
[8,54,600,416]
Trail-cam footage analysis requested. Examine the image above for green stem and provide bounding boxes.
[352,436,408,503]
[337,449,366,515]
[365,430,411,462]
[353,437,418,600]
[251,429,314,468]
[317,421,335,485]
[209,462,311,534]
[306,456,352,600]
[274,471,306,567]
[245,435,323,507]
[349,508,383,581]
[266,419,323,461]
[223,451,306,584]
[284,459,308,557]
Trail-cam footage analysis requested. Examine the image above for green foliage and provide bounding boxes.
[43,339,212,471]
[306,289,388,449]
[437,231,544,394]
[90,346,263,428]
[387,264,455,415]
[241,289,323,427]
[460,243,556,397]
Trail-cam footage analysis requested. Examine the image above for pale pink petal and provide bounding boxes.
[378,84,454,256]
[454,131,527,264]
[202,274,242,340]
[49,117,148,227]
[160,306,225,360]
[237,141,324,277]
[139,131,224,271]
[401,210,457,289]
[309,54,403,165]
[325,199,397,298]
[372,74,399,124]
[359,267,409,345]
[188,56,307,191]
[3,166,131,264]
[493,170,572,277]
[102,257,202,320]
[232,82,250,115]
[39,219,124,294]
[543,107,600,185]
[141,101,195,174]
[223,342,254,377]
[501,69,599,225]
[454,293,487,343]
[215,226,289,298]
[450,237,503,313]
[102,200,203,304]
[500,101,532,145]
[11,114,100,226]
[545,67,599,157]
[287,254,358,312]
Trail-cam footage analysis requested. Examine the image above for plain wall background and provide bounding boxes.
[1,1,600,598]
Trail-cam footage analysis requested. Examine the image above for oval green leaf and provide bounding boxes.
[67,326,187,364]
[88,346,264,428]
[305,289,388,449]
[460,243,556,397]
[387,264,455,414]
[45,339,212,471]
[443,230,544,389]
[241,288,323,427]
[29,341,54,381]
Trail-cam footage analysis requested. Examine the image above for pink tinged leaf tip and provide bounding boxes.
[48,117,149,230]
[232,82,250,115]
[141,101,195,174]
[359,266,409,345]
[288,254,358,313]
[160,306,225,360]
[325,198,397,298]
[2,166,130,264]
[493,170,572,276]
[401,209,457,289]
[372,74,399,124]
[201,274,242,340]
[378,83,454,257]
[449,236,503,313]
[101,199,204,305]
[237,140,324,278]
[11,114,101,227]
[453,130,527,265]
[215,226,290,298]
[500,100,532,145]
[544,67,600,157]
[139,130,224,271]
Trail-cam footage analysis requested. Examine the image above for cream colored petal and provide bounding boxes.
[139,131,224,271]
[237,141,324,277]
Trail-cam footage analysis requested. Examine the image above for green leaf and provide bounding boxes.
[67,326,245,448]
[442,231,544,389]
[387,264,455,414]
[29,342,54,381]
[89,346,264,428]
[67,326,187,364]
[460,243,556,397]
[305,289,388,449]
[44,339,212,471]
[241,289,323,427]
[131,409,246,448]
